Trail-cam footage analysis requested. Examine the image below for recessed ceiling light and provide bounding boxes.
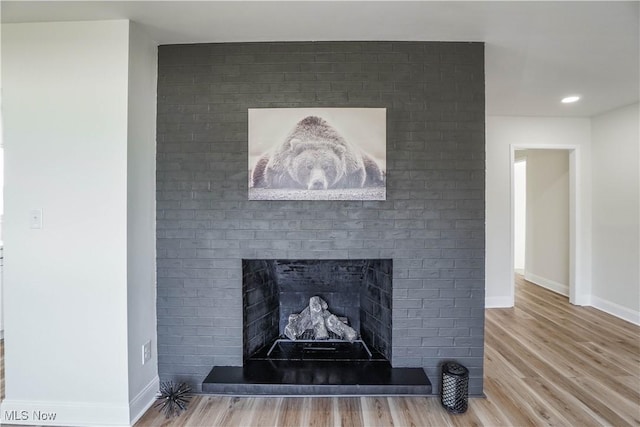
[561,95,581,104]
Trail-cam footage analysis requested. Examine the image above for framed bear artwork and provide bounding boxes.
[248,108,386,201]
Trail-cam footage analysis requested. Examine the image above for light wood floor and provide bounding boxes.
[136,276,640,426]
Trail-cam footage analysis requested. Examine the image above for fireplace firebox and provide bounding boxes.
[242,259,393,362]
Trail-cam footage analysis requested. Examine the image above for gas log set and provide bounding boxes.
[284,296,357,342]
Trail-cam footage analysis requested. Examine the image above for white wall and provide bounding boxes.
[524,150,570,295]
[591,103,640,324]
[1,17,6,339]
[486,116,591,307]
[126,22,159,424]
[1,20,157,426]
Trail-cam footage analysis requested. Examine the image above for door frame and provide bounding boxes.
[509,144,586,305]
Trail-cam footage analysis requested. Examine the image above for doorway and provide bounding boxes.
[510,145,582,305]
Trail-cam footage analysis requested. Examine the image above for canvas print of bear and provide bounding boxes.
[249,108,386,201]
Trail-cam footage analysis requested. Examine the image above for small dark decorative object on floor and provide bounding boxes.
[441,362,469,414]
[155,381,192,418]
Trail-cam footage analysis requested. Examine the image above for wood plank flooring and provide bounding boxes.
[136,276,640,426]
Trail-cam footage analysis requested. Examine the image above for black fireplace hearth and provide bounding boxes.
[202,361,432,395]
[202,336,432,395]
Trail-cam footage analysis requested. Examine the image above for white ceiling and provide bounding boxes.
[2,1,639,117]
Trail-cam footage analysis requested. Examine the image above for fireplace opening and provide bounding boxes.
[242,259,393,363]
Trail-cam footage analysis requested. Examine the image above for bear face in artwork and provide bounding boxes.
[251,115,384,190]
[289,144,344,190]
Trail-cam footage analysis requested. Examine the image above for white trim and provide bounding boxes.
[524,271,569,297]
[0,399,130,426]
[591,296,640,326]
[508,147,517,306]
[485,295,514,308]
[129,376,159,425]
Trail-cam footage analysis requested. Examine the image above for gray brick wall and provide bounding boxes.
[156,41,485,394]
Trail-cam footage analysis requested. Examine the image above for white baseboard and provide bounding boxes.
[524,271,569,297]
[0,378,160,427]
[591,296,640,326]
[572,294,591,306]
[129,376,159,425]
[485,295,514,308]
[0,399,130,426]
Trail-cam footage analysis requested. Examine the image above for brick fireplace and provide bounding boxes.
[156,41,485,395]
